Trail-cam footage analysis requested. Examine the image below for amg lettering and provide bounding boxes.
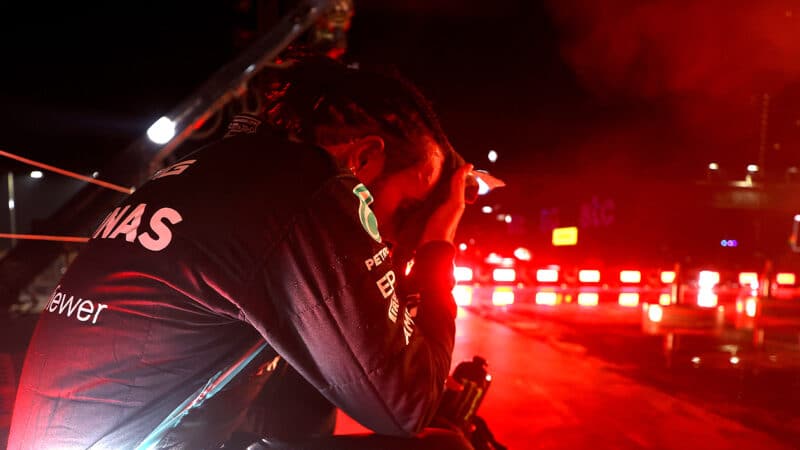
[45,286,108,325]
[92,203,183,251]
[403,309,415,345]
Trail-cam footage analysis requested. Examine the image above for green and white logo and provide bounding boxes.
[353,184,381,242]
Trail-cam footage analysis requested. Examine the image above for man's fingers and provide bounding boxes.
[450,164,473,201]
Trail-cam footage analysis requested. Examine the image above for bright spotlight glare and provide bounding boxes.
[147,117,176,144]
[487,150,498,163]
[481,205,493,214]
[747,164,759,173]
[708,162,719,171]
[29,170,43,179]
[647,304,663,322]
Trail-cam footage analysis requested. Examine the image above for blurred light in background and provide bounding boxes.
[492,287,514,306]
[481,205,493,214]
[730,355,740,365]
[647,304,663,323]
[535,291,558,305]
[536,269,559,283]
[577,292,598,306]
[487,150,498,163]
[458,242,468,251]
[29,170,43,179]
[504,215,512,224]
[147,116,176,144]
[486,253,503,264]
[698,270,720,289]
[697,289,718,308]
[513,247,531,261]
[660,271,676,284]
[454,266,473,283]
[552,226,578,246]
[493,268,516,282]
[747,164,759,173]
[578,269,600,283]
[745,297,758,317]
[618,292,639,307]
[738,272,758,289]
[452,285,473,307]
[708,162,719,171]
[658,293,672,305]
[619,270,641,284]
[776,272,796,285]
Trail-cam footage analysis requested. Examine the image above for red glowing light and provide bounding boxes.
[493,268,516,282]
[454,266,473,283]
[452,286,473,307]
[619,270,641,284]
[492,287,514,306]
[776,273,796,285]
[536,269,559,283]
[660,271,676,284]
[578,270,601,283]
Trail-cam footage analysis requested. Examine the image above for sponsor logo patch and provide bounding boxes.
[352,184,381,242]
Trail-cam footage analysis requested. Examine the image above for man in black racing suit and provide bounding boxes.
[9,58,476,449]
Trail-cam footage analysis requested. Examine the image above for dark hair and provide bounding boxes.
[257,56,459,175]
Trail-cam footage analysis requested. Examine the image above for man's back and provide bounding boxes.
[9,130,343,448]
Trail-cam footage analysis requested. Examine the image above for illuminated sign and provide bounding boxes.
[552,226,578,246]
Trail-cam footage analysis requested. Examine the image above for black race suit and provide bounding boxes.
[8,124,457,449]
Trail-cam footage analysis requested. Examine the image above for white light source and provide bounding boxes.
[708,162,719,171]
[504,215,512,224]
[747,164,759,173]
[513,247,531,261]
[91,171,100,179]
[7,199,14,210]
[458,242,468,251]
[147,116,176,144]
[794,214,800,222]
[647,304,663,322]
[487,150,498,163]
[477,177,490,195]
[481,205,493,214]
[29,170,43,179]
[730,355,740,365]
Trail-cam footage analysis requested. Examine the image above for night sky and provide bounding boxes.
[0,0,799,231]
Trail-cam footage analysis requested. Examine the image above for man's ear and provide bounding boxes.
[348,135,386,184]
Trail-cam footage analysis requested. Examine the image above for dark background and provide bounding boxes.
[0,0,799,263]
